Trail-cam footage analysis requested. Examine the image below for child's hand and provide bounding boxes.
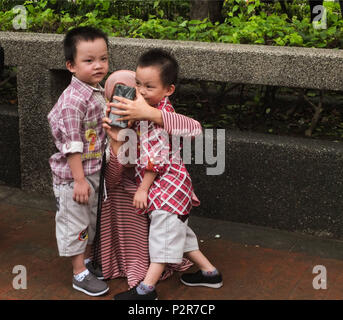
[73,178,91,204]
[111,89,152,121]
[133,187,148,209]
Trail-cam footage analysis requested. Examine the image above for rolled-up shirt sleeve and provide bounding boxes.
[59,104,84,156]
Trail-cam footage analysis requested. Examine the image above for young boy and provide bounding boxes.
[114,49,223,300]
[47,26,109,296]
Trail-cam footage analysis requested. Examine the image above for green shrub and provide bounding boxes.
[1,0,343,48]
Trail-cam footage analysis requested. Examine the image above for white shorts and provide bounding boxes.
[53,172,100,257]
[148,209,199,264]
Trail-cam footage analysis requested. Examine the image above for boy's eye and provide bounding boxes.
[101,57,108,61]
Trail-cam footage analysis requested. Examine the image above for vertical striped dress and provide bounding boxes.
[97,111,203,288]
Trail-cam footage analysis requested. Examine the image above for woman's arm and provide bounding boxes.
[103,120,136,167]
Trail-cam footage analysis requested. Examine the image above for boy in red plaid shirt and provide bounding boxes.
[114,49,223,300]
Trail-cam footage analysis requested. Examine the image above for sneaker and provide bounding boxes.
[113,286,158,300]
[72,272,109,296]
[180,270,223,288]
[86,261,105,280]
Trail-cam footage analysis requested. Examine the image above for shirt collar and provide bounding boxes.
[70,76,105,100]
[154,96,169,108]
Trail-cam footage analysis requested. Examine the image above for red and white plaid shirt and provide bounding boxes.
[48,76,106,184]
[134,97,200,216]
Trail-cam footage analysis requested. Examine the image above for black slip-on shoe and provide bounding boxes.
[180,270,223,288]
[113,286,158,300]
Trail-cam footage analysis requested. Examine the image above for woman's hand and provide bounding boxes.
[102,117,123,141]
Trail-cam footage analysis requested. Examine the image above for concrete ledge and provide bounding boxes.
[2,31,343,90]
[189,130,343,239]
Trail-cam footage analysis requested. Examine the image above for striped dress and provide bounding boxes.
[97,111,203,288]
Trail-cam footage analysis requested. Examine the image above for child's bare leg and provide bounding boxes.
[185,249,216,272]
[71,244,93,275]
[181,249,222,288]
[71,252,86,275]
[129,263,165,297]
[84,244,92,259]
[143,262,166,286]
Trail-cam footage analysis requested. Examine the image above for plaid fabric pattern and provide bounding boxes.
[48,76,106,184]
[134,97,196,216]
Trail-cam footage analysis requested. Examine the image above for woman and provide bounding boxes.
[92,70,202,289]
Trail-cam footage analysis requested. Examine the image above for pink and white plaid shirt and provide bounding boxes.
[134,97,200,216]
[48,76,106,184]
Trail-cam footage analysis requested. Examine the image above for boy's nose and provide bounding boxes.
[138,87,146,96]
[94,61,102,69]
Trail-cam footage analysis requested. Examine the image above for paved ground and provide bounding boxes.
[1,185,343,300]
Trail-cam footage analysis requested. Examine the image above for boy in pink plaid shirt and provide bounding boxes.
[47,27,109,297]
[114,49,223,300]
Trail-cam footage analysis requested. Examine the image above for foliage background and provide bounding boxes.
[0,0,343,141]
[1,0,343,48]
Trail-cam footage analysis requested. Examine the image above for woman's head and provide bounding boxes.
[104,70,136,101]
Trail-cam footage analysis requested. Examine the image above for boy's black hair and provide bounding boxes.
[63,26,108,64]
[137,48,178,87]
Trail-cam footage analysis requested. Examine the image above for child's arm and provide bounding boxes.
[67,153,90,204]
[133,170,157,209]
[109,91,202,137]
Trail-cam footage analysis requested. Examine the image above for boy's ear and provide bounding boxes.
[165,84,175,97]
[66,60,75,73]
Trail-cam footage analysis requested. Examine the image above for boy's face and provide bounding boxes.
[135,66,174,106]
[66,38,109,87]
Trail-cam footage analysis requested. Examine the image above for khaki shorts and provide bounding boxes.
[53,172,100,257]
[148,210,199,264]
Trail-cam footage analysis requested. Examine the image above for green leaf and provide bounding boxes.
[247,4,255,15]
